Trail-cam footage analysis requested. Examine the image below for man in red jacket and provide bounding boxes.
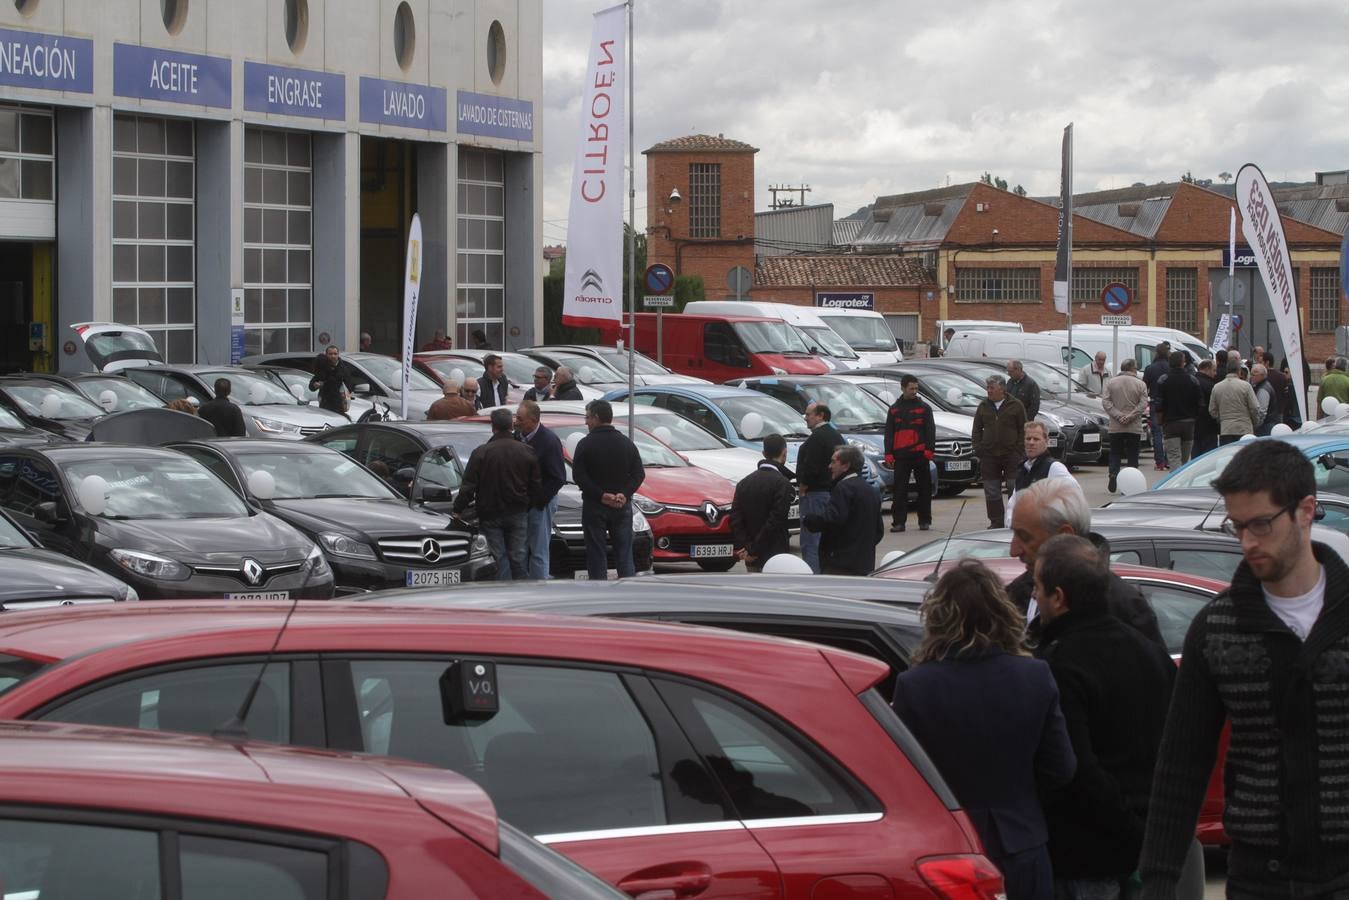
[883,374,936,532]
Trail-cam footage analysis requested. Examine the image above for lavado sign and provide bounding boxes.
[359,76,447,131]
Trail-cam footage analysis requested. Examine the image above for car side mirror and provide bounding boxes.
[35,501,65,524]
[352,382,372,396]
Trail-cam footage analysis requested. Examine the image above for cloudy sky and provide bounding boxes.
[539,0,1348,246]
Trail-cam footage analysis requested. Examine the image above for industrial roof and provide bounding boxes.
[644,134,758,154]
[755,254,934,287]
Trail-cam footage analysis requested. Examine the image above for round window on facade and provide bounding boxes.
[13,0,39,17]
[394,2,416,71]
[161,0,188,35]
[285,0,309,54]
[487,20,506,85]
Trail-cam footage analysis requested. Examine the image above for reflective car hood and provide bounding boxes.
[1041,399,1092,425]
[638,373,714,386]
[932,410,972,436]
[640,465,735,504]
[0,547,131,601]
[681,447,760,484]
[93,512,309,560]
[268,497,462,539]
[33,416,99,441]
[244,405,349,427]
[0,427,57,446]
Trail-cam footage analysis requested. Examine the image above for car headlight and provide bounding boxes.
[1040,411,1066,427]
[109,549,191,581]
[770,366,788,375]
[470,534,491,557]
[252,415,302,436]
[632,510,652,533]
[306,543,331,576]
[317,532,376,560]
[633,493,666,516]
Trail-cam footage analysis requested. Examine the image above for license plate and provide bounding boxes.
[690,543,734,559]
[1048,438,1059,447]
[405,569,461,587]
[945,460,972,471]
[1082,433,1100,444]
[227,591,289,600]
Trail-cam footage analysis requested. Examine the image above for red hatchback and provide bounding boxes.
[0,602,1003,898]
[0,720,624,898]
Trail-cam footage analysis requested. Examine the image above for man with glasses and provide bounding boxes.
[1141,440,1349,898]
[523,367,554,402]
[459,377,480,407]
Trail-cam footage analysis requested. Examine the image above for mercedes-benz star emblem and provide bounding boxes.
[701,501,720,526]
[241,558,264,586]
[581,268,604,292]
[421,538,442,563]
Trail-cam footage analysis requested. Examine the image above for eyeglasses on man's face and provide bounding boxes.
[1220,500,1302,537]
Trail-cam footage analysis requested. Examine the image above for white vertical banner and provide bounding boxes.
[400,212,423,420]
[562,3,627,329]
[1235,164,1306,419]
[1052,123,1073,315]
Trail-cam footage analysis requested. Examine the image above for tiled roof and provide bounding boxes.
[756,255,935,288]
[643,134,758,154]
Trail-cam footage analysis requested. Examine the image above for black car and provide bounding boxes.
[27,372,169,414]
[0,375,106,441]
[0,398,58,448]
[0,444,334,600]
[170,439,495,591]
[305,421,655,578]
[0,507,138,608]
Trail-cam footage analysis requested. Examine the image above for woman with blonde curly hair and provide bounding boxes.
[892,558,1075,900]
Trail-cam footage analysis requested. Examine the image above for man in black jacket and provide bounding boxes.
[1143,342,1172,469]
[796,402,845,574]
[1192,359,1219,456]
[197,377,246,437]
[551,366,584,401]
[477,354,511,408]
[1005,359,1041,421]
[883,374,935,532]
[452,408,541,581]
[1008,477,1165,649]
[731,433,794,572]
[1141,441,1349,898]
[516,399,565,580]
[571,399,646,580]
[1155,350,1202,469]
[803,445,882,575]
[1032,534,1175,896]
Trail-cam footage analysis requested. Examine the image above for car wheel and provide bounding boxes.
[696,558,738,573]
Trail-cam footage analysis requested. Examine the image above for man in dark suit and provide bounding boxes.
[516,399,565,580]
[197,377,246,437]
[730,433,794,572]
[803,444,882,575]
[796,401,845,573]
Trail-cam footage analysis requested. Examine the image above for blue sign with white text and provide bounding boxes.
[456,90,534,141]
[244,62,345,120]
[1222,246,1259,268]
[0,27,93,93]
[816,292,875,310]
[359,76,446,131]
[113,43,231,108]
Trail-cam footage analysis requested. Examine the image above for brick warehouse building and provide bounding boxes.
[645,131,1344,364]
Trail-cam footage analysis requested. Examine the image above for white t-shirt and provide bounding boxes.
[1263,567,1325,641]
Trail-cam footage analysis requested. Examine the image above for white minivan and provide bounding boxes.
[943,330,1092,369]
[680,300,869,370]
[812,307,904,365]
[1040,325,1212,373]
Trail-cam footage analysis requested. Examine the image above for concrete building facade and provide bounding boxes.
[0,0,542,374]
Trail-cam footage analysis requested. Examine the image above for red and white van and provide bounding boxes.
[628,312,829,382]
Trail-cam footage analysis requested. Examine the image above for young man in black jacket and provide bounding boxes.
[1033,534,1175,897]
[883,374,936,532]
[1141,441,1349,898]
[803,445,883,575]
[197,377,246,437]
[796,402,845,574]
[452,408,541,581]
[571,400,645,580]
[730,433,794,572]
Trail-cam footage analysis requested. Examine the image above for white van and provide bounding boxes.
[1040,326,1212,373]
[811,307,904,365]
[935,319,1022,350]
[681,300,869,369]
[943,330,1092,369]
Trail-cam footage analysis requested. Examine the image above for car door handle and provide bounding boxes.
[619,862,713,900]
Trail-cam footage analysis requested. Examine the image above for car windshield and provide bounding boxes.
[62,456,251,518]
[74,377,166,412]
[0,653,44,696]
[550,423,686,467]
[794,382,889,428]
[200,370,299,406]
[802,326,858,359]
[86,329,160,361]
[1020,361,1087,395]
[0,513,34,549]
[549,353,623,384]
[0,404,24,430]
[712,395,811,439]
[733,321,811,355]
[356,355,440,392]
[911,370,985,413]
[235,451,399,500]
[849,379,903,405]
[617,411,724,450]
[1156,443,1244,490]
[500,353,546,384]
[886,534,1011,567]
[820,315,898,351]
[263,368,318,403]
[5,384,105,420]
[596,348,669,376]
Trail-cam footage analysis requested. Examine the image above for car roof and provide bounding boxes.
[627,384,767,399]
[0,720,499,853]
[177,438,333,454]
[0,375,83,387]
[736,374,865,386]
[20,442,188,461]
[888,523,1237,545]
[879,555,1229,592]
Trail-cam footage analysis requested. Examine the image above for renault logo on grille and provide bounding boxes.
[421,538,442,563]
[701,501,721,526]
[241,558,264,586]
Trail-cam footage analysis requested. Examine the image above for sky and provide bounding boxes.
[539,0,1349,247]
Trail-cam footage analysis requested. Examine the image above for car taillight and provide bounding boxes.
[916,854,1006,900]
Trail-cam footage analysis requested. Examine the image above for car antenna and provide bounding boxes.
[212,560,316,742]
[927,498,967,583]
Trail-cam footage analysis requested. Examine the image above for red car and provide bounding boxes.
[0,601,1003,899]
[877,557,1231,847]
[0,720,623,898]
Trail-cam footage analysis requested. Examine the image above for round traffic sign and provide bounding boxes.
[644,264,675,295]
[1100,282,1132,314]
[1232,314,1244,331]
